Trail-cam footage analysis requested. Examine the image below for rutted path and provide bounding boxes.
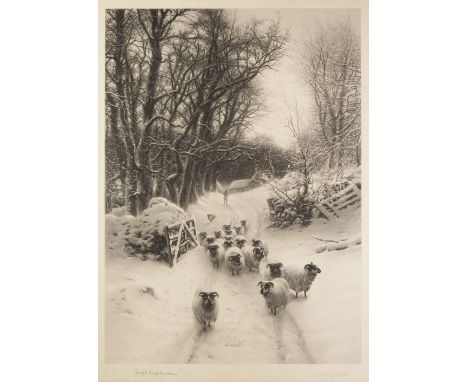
[184,189,315,364]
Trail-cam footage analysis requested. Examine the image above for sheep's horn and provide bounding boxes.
[198,292,207,298]
[257,281,263,287]
[266,264,271,268]
[278,263,283,267]
[266,282,274,288]
[210,292,219,297]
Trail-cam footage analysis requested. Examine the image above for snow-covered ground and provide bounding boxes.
[105,185,361,364]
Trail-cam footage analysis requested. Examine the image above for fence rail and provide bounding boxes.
[164,216,199,267]
[316,183,361,219]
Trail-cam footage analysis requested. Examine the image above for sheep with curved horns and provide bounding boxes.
[265,262,284,280]
[233,225,245,236]
[206,243,225,268]
[283,262,322,298]
[234,235,247,249]
[258,278,290,315]
[192,289,219,331]
[225,247,245,276]
[222,224,234,236]
[243,245,266,272]
[251,238,269,257]
[223,235,235,251]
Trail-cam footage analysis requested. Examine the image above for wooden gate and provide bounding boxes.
[164,216,199,267]
[316,182,361,219]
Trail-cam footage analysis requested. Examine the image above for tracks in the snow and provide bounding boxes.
[184,194,314,364]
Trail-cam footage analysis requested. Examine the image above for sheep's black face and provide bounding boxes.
[258,281,274,295]
[214,231,222,238]
[240,220,247,227]
[251,239,262,247]
[207,245,219,257]
[267,263,283,277]
[253,247,265,260]
[206,237,215,245]
[235,239,246,249]
[224,240,233,248]
[229,254,241,265]
[199,232,207,240]
[234,226,243,234]
[223,225,231,231]
[199,292,219,310]
[304,263,321,275]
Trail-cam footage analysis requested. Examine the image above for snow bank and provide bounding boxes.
[105,186,362,363]
[105,197,190,260]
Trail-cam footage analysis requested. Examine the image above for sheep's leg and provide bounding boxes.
[208,321,211,327]
[231,270,234,276]
[203,322,207,331]
[274,307,277,316]
[270,307,273,314]
[237,270,240,275]
[295,292,298,298]
[304,290,307,298]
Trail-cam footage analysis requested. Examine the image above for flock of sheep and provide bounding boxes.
[192,215,322,331]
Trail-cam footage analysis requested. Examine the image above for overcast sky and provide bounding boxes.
[230,9,360,148]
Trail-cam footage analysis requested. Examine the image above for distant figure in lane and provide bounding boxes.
[223,189,229,205]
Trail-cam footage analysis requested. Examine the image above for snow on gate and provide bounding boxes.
[164,216,200,267]
[316,182,361,219]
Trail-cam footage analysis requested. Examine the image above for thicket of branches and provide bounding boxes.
[302,21,361,170]
[257,20,361,227]
[105,9,288,214]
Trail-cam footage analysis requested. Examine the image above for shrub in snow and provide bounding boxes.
[123,197,190,258]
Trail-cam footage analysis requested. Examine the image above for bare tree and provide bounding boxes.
[302,21,361,169]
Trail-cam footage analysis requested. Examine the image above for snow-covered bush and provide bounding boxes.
[123,198,190,259]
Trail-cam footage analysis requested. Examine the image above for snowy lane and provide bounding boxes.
[105,186,361,363]
[185,189,316,364]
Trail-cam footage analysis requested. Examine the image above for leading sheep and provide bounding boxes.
[192,290,219,331]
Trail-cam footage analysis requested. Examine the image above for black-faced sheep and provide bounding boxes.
[251,238,269,257]
[206,243,225,268]
[214,230,223,239]
[223,235,234,251]
[265,262,284,280]
[203,235,216,248]
[225,248,245,276]
[207,214,216,223]
[222,224,233,236]
[258,278,289,315]
[233,225,244,236]
[234,235,247,249]
[243,246,266,272]
[283,262,322,298]
[192,290,219,331]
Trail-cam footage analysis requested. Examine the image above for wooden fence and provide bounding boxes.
[315,182,361,219]
[164,216,199,267]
